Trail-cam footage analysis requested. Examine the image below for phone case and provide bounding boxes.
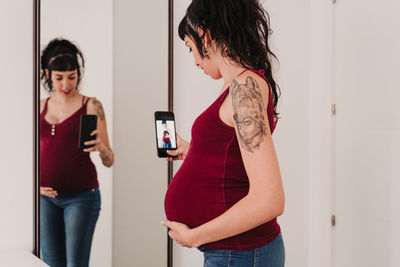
[79,114,98,150]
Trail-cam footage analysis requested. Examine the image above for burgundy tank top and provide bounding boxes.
[40,97,98,192]
[164,69,280,251]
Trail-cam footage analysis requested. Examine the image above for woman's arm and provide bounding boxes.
[163,73,284,247]
[85,98,114,167]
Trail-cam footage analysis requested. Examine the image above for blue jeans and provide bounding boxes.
[40,187,101,267]
[198,234,285,267]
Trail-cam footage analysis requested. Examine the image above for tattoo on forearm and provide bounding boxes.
[231,77,266,153]
[92,99,105,120]
[100,148,113,165]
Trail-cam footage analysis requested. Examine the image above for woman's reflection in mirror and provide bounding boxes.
[39,38,114,267]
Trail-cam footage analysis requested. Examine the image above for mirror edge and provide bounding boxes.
[168,0,174,267]
[33,0,40,257]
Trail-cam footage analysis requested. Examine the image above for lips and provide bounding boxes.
[62,90,71,95]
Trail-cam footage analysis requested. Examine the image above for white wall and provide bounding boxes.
[41,1,113,266]
[112,0,169,266]
[0,0,34,253]
[307,0,333,266]
[265,1,310,266]
[172,0,333,266]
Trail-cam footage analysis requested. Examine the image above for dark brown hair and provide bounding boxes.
[40,38,84,93]
[178,0,280,117]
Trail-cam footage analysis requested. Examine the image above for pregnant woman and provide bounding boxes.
[40,38,114,267]
[162,0,285,266]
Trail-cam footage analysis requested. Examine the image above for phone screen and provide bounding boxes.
[155,119,177,149]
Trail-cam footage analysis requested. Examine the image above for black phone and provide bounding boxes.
[154,111,177,157]
[79,114,98,150]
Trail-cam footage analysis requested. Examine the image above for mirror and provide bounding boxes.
[37,0,169,266]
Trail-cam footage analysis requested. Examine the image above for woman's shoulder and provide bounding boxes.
[230,70,270,102]
[40,98,49,113]
[85,96,105,120]
[235,70,269,88]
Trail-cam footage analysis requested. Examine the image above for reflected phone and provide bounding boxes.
[79,114,97,150]
[154,111,177,157]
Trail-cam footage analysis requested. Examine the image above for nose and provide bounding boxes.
[61,79,68,90]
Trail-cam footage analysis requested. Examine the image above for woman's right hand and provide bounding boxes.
[166,134,190,161]
[40,187,58,198]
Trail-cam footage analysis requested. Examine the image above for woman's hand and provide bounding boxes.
[84,129,113,167]
[83,129,106,153]
[161,220,200,248]
[40,187,58,198]
[166,134,190,161]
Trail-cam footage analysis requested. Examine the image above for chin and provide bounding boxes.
[209,73,222,80]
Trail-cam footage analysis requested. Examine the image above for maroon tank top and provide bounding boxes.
[40,97,98,192]
[164,69,280,251]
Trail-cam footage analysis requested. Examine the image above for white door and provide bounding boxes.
[334,0,400,266]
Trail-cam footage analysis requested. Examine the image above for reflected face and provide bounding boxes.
[184,36,221,80]
[49,69,78,96]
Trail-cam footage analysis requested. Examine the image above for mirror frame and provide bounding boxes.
[33,0,40,257]
[33,0,175,266]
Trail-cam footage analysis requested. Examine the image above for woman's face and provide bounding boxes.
[49,69,78,96]
[184,35,221,80]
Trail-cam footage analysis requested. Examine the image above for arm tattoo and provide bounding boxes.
[92,99,105,120]
[100,148,113,166]
[231,76,266,153]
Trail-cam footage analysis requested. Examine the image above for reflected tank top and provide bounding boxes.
[40,97,98,192]
[164,69,281,251]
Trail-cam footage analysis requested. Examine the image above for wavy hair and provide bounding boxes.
[40,38,85,93]
[178,0,280,117]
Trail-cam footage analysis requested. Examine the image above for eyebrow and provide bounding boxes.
[54,73,76,77]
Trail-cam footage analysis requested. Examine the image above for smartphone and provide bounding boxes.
[79,114,98,150]
[154,111,177,157]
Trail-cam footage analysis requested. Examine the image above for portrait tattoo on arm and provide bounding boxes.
[231,77,267,153]
[92,99,105,120]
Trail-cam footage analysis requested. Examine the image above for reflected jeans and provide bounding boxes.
[198,234,285,267]
[40,187,101,267]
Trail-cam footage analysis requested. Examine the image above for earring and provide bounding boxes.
[202,47,209,56]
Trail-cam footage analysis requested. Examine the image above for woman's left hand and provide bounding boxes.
[161,220,199,248]
[83,129,107,153]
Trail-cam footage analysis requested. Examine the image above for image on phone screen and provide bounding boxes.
[155,120,176,149]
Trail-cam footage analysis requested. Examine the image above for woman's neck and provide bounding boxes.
[216,55,246,90]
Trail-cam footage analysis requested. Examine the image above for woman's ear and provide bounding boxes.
[203,29,212,49]
[197,28,212,49]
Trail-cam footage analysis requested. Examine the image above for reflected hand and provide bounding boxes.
[166,134,190,161]
[161,220,199,248]
[40,187,58,198]
[83,129,106,153]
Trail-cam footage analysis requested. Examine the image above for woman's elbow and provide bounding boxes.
[262,194,285,218]
[275,200,285,217]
